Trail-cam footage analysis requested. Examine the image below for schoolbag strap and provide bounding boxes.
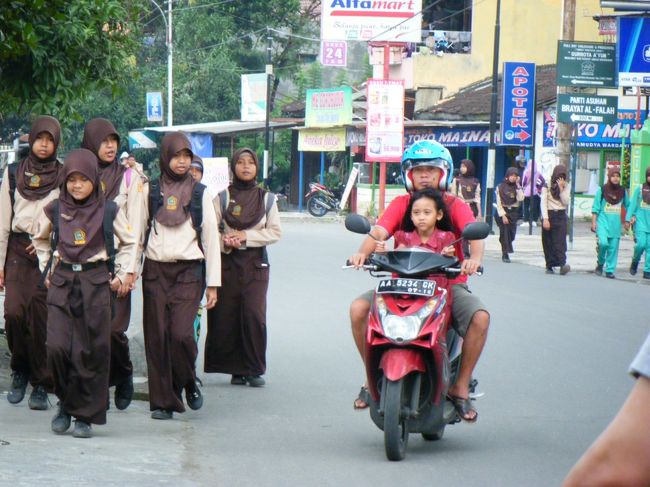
[265,192,276,219]
[103,201,118,276]
[190,183,206,252]
[144,179,162,250]
[39,200,60,287]
[217,189,228,233]
[8,163,18,209]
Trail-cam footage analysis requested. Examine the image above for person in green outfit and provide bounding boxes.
[626,167,650,279]
[591,167,630,279]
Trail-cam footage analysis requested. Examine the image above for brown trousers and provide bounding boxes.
[109,293,133,387]
[46,264,111,424]
[3,233,51,389]
[205,248,269,377]
[497,207,520,255]
[142,259,203,413]
[542,210,568,268]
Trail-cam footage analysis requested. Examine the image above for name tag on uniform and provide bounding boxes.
[604,203,621,214]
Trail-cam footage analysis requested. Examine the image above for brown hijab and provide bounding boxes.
[642,167,650,205]
[224,148,266,230]
[15,116,64,201]
[45,149,106,263]
[602,167,625,205]
[549,165,567,200]
[498,167,520,206]
[155,132,195,227]
[456,159,479,200]
[81,118,125,200]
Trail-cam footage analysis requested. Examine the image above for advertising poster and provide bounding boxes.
[298,128,347,152]
[241,73,267,122]
[365,79,404,162]
[305,87,353,127]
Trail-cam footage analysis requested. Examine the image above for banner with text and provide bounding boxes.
[500,62,536,146]
[241,73,267,122]
[298,128,347,152]
[305,87,353,127]
[365,79,404,162]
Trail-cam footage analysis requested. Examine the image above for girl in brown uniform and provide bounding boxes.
[142,132,219,420]
[496,167,524,263]
[205,148,281,387]
[81,118,144,410]
[33,148,136,438]
[541,165,571,275]
[0,116,63,410]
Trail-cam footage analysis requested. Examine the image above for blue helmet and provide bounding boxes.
[401,140,454,192]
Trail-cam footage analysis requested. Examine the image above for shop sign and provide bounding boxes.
[500,62,535,146]
[305,87,353,127]
[298,128,347,152]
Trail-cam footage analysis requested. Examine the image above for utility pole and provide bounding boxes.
[264,28,273,182]
[486,0,502,231]
[150,0,173,126]
[556,0,576,170]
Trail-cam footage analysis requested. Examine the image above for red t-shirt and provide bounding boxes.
[393,228,456,253]
[376,193,476,284]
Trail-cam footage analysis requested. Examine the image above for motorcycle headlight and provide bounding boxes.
[379,297,439,343]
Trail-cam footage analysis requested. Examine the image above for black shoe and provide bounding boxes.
[28,385,49,411]
[559,264,571,275]
[185,381,203,410]
[245,375,266,387]
[151,409,173,420]
[51,404,71,434]
[630,261,639,276]
[7,371,28,404]
[231,375,247,385]
[644,271,650,280]
[502,254,511,263]
[114,375,134,410]
[595,264,603,276]
[72,419,92,439]
[605,272,615,279]
[545,268,555,274]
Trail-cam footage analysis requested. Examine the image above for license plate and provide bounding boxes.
[376,279,436,297]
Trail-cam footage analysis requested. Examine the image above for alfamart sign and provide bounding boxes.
[321,0,422,42]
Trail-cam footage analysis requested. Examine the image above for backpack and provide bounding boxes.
[216,189,276,231]
[42,200,119,279]
[144,179,207,251]
[7,162,18,208]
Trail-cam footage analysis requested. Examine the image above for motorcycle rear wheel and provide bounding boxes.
[383,378,409,461]
[307,196,329,217]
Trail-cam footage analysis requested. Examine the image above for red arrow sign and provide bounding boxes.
[516,130,531,142]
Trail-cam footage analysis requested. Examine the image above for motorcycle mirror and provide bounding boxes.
[461,222,490,241]
[345,214,372,235]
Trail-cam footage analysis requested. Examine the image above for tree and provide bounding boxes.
[0,0,144,127]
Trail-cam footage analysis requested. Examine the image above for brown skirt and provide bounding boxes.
[205,247,269,377]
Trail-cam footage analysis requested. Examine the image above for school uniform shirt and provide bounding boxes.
[495,185,525,217]
[0,167,60,267]
[111,167,147,274]
[142,184,221,287]
[540,185,570,220]
[450,178,481,209]
[213,192,282,254]
[32,205,136,283]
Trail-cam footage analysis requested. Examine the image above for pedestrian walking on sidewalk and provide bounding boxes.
[521,159,545,225]
[450,159,482,219]
[495,167,524,263]
[205,148,282,388]
[0,116,63,411]
[141,133,220,420]
[626,167,650,280]
[591,167,629,279]
[82,118,146,411]
[541,165,571,275]
[33,149,136,438]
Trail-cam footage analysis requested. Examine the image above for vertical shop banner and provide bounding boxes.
[241,73,267,122]
[365,79,405,162]
[305,87,353,127]
[500,62,536,146]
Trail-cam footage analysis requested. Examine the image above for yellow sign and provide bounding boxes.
[298,128,346,152]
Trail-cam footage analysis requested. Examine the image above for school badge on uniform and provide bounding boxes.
[28,175,41,188]
[101,181,106,193]
[166,195,178,211]
[232,205,242,216]
[73,229,87,246]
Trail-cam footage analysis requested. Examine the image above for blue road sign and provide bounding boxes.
[617,17,650,87]
[146,92,163,122]
[500,62,536,147]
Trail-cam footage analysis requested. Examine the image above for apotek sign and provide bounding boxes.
[500,62,535,147]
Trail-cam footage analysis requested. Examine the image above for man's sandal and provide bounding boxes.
[448,395,478,423]
[353,386,370,410]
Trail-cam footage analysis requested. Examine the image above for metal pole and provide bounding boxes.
[528,81,538,236]
[299,151,304,212]
[486,0,502,232]
[167,0,173,127]
[568,125,578,247]
[264,28,273,182]
[320,151,325,184]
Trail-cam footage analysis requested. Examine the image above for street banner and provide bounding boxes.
[201,157,230,197]
[305,87,353,127]
[298,128,347,152]
[321,41,347,67]
[557,94,618,124]
[617,16,650,87]
[146,92,163,122]
[556,41,616,87]
[500,62,536,147]
[128,130,158,150]
[321,0,422,42]
[339,165,360,211]
[241,73,267,122]
[365,79,404,162]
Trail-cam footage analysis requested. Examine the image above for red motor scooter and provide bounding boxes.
[345,214,489,461]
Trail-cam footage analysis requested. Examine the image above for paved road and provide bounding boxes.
[0,219,648,486]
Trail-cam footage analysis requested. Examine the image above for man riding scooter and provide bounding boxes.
[348,140,490,422]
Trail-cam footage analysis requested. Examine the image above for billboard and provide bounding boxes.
[305,87,353,127]
[321,0,422,42]
[617,16,650,87]
[500,62,536,146]
[365,79,404,162]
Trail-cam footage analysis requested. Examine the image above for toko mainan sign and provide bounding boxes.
[321,0,422,43]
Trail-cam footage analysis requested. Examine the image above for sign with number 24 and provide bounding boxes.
[321,41,347,67]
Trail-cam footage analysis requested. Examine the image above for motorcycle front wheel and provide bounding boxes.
[383,378,409,461]
[307,196,329,217]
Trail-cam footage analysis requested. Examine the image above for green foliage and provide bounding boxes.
[621,145,631,189]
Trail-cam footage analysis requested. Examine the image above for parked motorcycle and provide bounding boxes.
[305,182,343,217]
[344,214,489,461]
